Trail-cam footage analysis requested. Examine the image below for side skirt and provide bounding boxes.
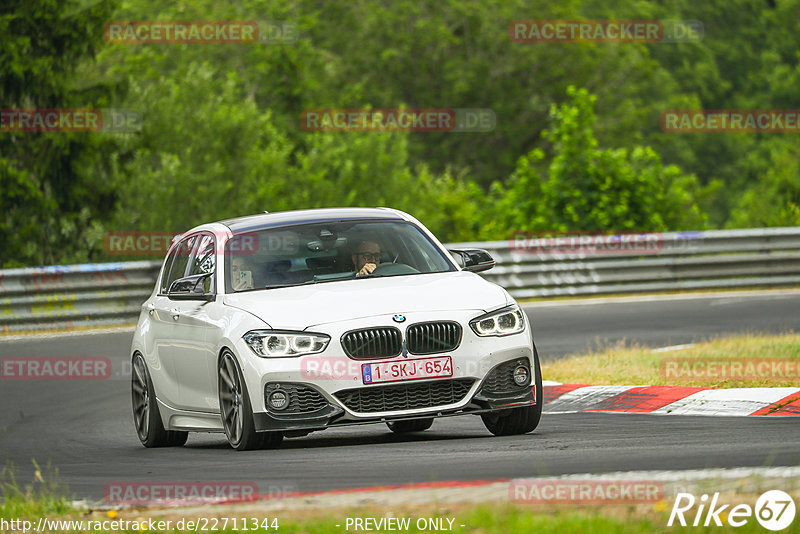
[156,398,224,432]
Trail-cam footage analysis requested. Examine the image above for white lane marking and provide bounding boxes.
[521,288,800,308]
[542,380,563,386]
[652,343,696,353]
[654,387,800,416]
[543,385,638,412]
[513,465,800,483]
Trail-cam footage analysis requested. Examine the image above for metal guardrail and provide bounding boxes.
[0,261,161,333]
[2,227,799,333]
[457,227,800,298]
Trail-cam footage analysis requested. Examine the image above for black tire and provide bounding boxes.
[131,353,188,447]
[218,351,283,451]
[386,417,434,433]
[481,345,544,436]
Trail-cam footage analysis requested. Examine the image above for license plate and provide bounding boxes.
[362,356,453,384]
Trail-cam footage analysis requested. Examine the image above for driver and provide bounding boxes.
[352,240,381,276]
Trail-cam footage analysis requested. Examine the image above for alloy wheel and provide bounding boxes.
[219,353,244,445]
[131,355,150,440]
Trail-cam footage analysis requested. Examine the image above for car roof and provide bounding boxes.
[217,207,408,233]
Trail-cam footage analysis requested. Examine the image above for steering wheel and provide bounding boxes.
[371,263,419,275]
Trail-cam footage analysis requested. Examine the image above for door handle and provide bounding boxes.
[171,308,180,321]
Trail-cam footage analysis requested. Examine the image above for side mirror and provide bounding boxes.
[448,248,496,273]
[168,273,215,301]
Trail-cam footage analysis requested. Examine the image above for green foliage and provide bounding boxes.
[0,461,72,518]
[3,0,800,267]
[728,140,800,227]
[484,87,706,238]
[108,62,294,232]
[0,0,119,267]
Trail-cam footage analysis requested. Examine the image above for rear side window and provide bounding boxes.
[160,235,198,293]
[188,234,216,293]
[159,249,178,293]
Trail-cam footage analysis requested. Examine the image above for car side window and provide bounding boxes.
[162,235,198,293]
[159,248,179,294]
[188,234,216,293]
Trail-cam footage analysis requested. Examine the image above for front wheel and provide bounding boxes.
[131,353,188,447]
[218,351,283,451]
[481,346,543,436]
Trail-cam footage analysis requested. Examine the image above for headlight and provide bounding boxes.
[243,330,330,357]
[469,306,526,337]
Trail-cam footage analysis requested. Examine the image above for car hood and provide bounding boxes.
[222,271,510,330]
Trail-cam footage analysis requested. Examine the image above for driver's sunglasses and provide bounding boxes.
[358,252,381,262]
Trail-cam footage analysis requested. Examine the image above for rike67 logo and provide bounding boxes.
[668,490,796,531]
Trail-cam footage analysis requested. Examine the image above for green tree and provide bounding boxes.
[105,57,483,244]
[0,0,118,267]
[5,0,800,267]
[728,140,800,227]
[484,86,706,238]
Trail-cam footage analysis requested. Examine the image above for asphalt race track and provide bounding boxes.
[526,290,800,357]
[1,291,798,501]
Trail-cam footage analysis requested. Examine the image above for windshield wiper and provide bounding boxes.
[263,280,318,290]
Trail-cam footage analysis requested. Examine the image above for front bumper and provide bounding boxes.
[238,308,537,432]
[253,358,536,432]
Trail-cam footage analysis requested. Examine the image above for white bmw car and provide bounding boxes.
[130,208,542,450]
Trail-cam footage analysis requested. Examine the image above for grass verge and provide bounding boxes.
[4,498,798,533]
[541,333,800,388]
[0,461,72,518]
[3,465,799,532]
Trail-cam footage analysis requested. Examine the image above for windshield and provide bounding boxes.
[224,220,456,293]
